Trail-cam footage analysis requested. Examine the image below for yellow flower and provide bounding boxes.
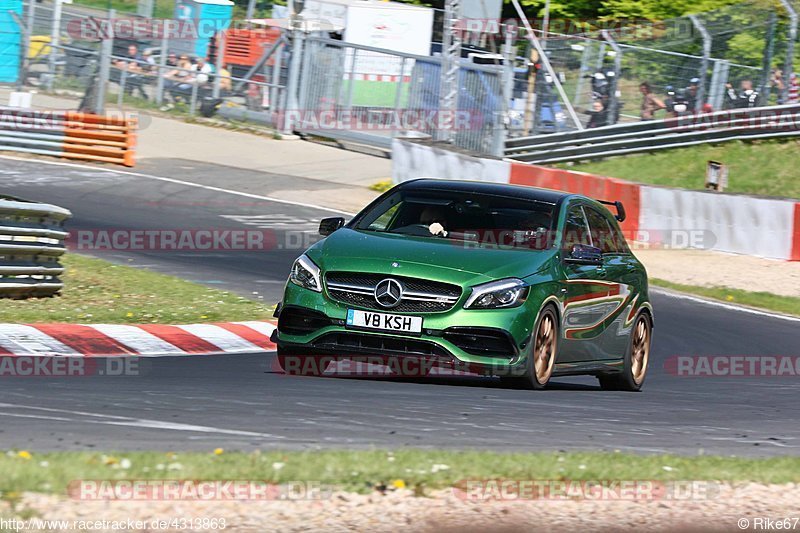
[103,456,118,465]
[200,315,208,319]
[391,479,406,489]
[213,448,224,456]
[726,295,734,301]
[126,312,134,317]
[18,451,32,460]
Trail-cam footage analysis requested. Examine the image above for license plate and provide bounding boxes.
[346,309,423,334]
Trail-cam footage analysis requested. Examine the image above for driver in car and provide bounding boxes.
[419,206,449,237]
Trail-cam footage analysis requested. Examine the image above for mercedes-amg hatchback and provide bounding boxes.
[273,179,653,391]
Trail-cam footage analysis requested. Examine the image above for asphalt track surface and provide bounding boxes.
[1,155,799,455]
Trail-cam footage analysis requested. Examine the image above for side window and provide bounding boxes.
[367,203,401,231]
[584,207,619,253]
[563,206,591,251]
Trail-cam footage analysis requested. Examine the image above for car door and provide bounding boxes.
[558,202,612,363]
[583,206,637,360]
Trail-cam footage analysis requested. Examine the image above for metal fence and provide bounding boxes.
[505,103,800,164]
[520,0,799,133]
[293,36,507,155]
[0,195,70,299]
[4,0,799,157]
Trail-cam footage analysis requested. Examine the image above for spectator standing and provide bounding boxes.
[639,82,665,120]
[771,69,785,104]
[725,79,759,108]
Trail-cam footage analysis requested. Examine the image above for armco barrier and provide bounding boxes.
[392,138,800,261]
[0,107,136,166]
[0,195,71,298]
[508,164,641,237]
[392,137,510,185]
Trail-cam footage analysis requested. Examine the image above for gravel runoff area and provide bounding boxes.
[3,483,799,532]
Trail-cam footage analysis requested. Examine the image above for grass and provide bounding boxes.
[1,450,800,497]
[0,254,274,324]
[564,139,800,199]
[651,278,800,317]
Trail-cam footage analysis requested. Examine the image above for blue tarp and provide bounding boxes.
[0,0,23,83]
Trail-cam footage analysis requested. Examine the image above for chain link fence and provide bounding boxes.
[295,36,506,155]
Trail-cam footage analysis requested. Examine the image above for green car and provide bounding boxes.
[273,179,653,391]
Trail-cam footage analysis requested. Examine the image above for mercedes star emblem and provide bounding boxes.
[374,278,403,308]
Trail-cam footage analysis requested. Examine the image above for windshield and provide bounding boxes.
[353,189,556,250]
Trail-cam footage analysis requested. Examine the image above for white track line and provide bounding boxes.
[0,403,285,439]
[0,154,356,215]
[651,287,800,323]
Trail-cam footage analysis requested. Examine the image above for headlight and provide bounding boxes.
[464,278,528,309]
[289,254,322,293]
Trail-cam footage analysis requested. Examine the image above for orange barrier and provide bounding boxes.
[793,203,800,261]
[0,108,137,167]
[62,112,137,167]
[508,163,641,236]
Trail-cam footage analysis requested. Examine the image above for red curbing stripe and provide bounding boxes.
[137,324,222,354]
[213,323,277,350]
[792,203,800,261]
[33,324,138,356]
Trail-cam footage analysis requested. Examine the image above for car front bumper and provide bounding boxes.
[273,281,542,371]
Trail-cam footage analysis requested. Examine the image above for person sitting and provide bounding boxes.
[419,206,448,237]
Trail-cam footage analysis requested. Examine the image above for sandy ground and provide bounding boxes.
[2,483,798,532]
[635,249,800,298]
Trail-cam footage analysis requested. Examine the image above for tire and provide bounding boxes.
[276,349,329,377]
[598,312,652,392]
[525,305,559,390]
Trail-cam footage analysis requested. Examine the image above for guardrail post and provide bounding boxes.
[494,24,514,157]
[213,32,225,99]
[118,68,127,106]
[391,57,407,136]
[779,0,798,104]
[270,42,283,120]
[190,81,198,115]
[689,15,711,113]
[601,30,622,126]
[46,0,63,91]
[155,30,168,105]
[95,10,114,115]
[573,41,593,109]
[760,12,777,103]
[16,0,35,90]
[510,0,583,130]
[283,20,305,134]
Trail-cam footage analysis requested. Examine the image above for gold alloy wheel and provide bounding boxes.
[631,316,651,384]
[534,312,557,385]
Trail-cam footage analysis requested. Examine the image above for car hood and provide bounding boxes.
[308,229,555,286]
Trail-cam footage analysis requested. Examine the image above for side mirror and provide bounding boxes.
[319,217,345,236]
[565,243,603,265]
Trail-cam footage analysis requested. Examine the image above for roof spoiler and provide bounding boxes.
[596,200,626,222]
